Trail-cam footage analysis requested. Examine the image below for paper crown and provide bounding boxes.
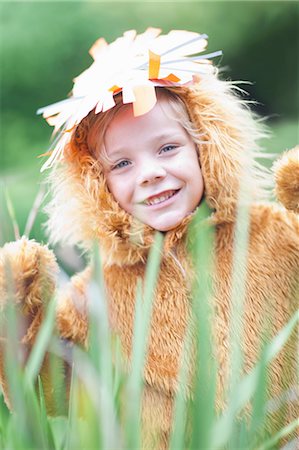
[37,28,222,171]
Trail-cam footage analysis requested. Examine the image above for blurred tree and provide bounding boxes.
[0,1,298,243]
[1,1,298,170]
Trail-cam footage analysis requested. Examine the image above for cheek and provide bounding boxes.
[196,175,205,200]
[196,168,205,191]
[106,175,134,211]
[188,166,204,203]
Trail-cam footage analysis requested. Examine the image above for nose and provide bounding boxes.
[136,161,167,186]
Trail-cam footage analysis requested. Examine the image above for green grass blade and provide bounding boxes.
[88,243,122,450]
[188,201,217,450]
[3,299,28,418]
[37,375,57,449]
[125,231,164,450]
[65,361,81,450]
[215,159,261,448]
[212,310,299,449]
[48,416,68,450]
[24,184,46,238]
[25,295,57,383]
[246,339,269,446]
[0,393,10,448]
[256,418,299,450]
[64,344,122,449]
[168,330,191,450]
[4,187,20,240]
[89,244,112,377]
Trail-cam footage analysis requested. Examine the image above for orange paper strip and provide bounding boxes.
[38,150,53,158]
[65,126,76,133]
[162,73,181,82]
[109,85,122,93]
[89,38,107,60]
[133,85,157,116]
[148,50,161,79]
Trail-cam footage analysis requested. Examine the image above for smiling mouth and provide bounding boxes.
[143,189,180,206]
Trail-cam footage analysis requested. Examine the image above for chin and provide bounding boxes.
[148,216,185,232]
[154,223,179,232]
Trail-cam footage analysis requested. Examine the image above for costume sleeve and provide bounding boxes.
[0,237,91,413]
[0,237,58,410]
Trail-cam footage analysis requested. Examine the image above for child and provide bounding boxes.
[0,29,298,449]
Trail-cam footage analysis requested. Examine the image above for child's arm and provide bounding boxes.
[0,237,58,409]
[0,237,58,342]
[0,237,94,414]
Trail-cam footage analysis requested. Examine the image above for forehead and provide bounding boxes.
[104,98,187,152]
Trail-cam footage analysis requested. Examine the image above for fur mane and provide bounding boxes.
[45,75,272,264]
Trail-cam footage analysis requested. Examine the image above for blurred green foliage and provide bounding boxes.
[0,1,298,244]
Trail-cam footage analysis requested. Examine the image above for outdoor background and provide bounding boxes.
[1,1,298,257]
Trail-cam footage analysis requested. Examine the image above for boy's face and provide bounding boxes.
[103,98,204,231]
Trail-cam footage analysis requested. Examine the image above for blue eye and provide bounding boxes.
[160,145,177,154]
[112,160,131,170]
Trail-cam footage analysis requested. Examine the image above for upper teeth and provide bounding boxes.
[145,190,176,206]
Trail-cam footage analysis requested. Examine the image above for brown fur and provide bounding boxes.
[274,146,299,213]
[0,237,58,408]
[0,76,298,448]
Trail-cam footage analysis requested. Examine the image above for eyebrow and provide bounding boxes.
[108,132,185,157]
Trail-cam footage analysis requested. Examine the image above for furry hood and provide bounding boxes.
[45,75,271,265]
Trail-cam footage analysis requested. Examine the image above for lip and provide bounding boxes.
[140,188,181,209]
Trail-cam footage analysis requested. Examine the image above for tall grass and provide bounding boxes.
[0,190,298,449]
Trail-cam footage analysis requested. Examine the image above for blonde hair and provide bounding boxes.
[85,88,204,166]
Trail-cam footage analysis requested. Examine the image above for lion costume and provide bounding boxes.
[0,29,298,449]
